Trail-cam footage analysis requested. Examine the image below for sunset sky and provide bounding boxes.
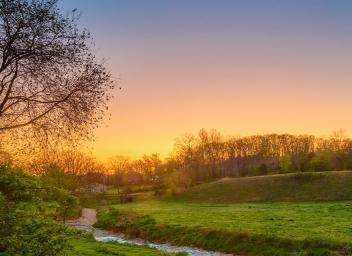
[61,0,352,160]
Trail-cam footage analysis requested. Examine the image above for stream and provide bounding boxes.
[67,208,233,256]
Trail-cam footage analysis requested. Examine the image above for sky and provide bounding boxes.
[61,0,352,160]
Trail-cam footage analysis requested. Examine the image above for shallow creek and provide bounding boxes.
[67,208,233,256]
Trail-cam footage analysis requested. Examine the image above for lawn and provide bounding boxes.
[111,200,352,244]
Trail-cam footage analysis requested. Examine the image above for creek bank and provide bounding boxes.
[95,232,232,256]
[95,207,352,256]
[67,208,233,256]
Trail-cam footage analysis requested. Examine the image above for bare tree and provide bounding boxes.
[0,0,114,141]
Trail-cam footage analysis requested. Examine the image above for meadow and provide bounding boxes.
[109,200,352,243]
[94,172,352,255]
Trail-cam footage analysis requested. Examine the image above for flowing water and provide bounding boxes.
[67,208,233,256]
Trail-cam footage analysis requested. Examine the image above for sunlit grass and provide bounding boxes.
[112,200,352,244]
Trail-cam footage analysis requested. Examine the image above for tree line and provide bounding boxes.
[11,129,352,194]
[171,129,352,183]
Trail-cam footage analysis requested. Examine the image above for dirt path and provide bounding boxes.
[66,208,97,231]
[77,208,97,225]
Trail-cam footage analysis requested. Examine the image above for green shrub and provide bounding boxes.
[310,152,332,172]
[0,165,78,255]
[257,163,268,175]
[279,155,293,173]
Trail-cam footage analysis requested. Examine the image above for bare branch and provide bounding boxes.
[0,0,114,143]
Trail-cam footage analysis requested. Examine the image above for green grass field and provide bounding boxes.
[109,171,352,244]
[111,200,352,244]
[93,171,352,255]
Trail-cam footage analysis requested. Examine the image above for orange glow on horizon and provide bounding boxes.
[63,0,352,161]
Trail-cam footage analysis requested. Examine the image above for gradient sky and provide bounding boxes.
[61,0,352,160]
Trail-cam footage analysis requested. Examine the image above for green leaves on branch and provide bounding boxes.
[0,165,79,255]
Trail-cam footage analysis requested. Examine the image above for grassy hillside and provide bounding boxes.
[95,171,352,255]
[175,171,352,203]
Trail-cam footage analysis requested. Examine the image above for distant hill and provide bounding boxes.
[175,171,352,203]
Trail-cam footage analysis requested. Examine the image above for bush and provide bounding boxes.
[95,207,156,233]
[5,219,71,256]
[279,155,293,173]
[310,152,332,172]
[257,163,268,175]
[294,152,313,172]
[0,165,77,255]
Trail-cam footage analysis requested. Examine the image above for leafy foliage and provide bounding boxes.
[0,165,78,255]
